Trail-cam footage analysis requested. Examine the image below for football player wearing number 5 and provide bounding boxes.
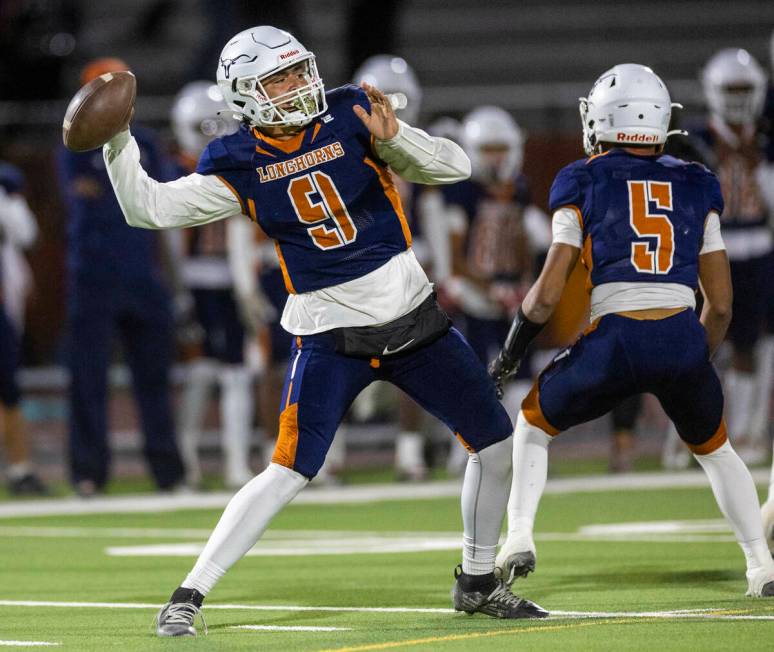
[101,26,547,636]
[490,64,774,598]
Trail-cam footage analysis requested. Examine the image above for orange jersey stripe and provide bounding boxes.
[255,146,276,158]
[253,127,307,154]
[216,175,247,216]
[274,240,297,294]
[247,198,258,222]
[362,157,412,247]
[585,150,612,164]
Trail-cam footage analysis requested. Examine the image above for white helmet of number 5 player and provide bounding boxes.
[579,63,684,156]
[352,55,423,125]
[171,81,239,156]
[216,25,327,128]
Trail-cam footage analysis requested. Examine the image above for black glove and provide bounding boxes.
[489,351,521,400]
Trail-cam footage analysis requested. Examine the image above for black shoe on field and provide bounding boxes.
[155,588,207,637]
[451,565,548,619]
[8,473,49,496]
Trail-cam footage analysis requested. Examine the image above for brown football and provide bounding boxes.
[62,70,136,152]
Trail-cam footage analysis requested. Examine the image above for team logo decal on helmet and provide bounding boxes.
[220,54,258,80]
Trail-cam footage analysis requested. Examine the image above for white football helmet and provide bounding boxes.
[171,81,239,156]
[579,63,682,156]
[216,25,326,128]
[460,106,523,183]
[427,116,462,143]
[352,55,422,125]
[702,48,767,125]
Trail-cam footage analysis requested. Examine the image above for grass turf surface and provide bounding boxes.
[1,485,773,650]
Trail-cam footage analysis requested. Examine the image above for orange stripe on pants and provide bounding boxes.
[521,382,560,436]
[687,419,728,455]
[272,403,299,468]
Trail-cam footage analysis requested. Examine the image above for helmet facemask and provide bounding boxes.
[578,97,598,156]
[234,55,326,128]
[713,82,765,125]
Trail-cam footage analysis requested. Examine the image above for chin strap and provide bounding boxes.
[488,308,545,399]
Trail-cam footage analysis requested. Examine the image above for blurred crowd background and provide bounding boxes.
[1,0,773,496]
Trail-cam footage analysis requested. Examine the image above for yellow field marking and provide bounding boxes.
[319,619,636,652]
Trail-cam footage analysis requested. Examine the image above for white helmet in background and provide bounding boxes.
[702,48,767,125]
[579,63,682,156]
[216,25,326,128]
[460,106,523,184]
[427,116,462,143]
[171,81,239,156]
[352,55,422,125]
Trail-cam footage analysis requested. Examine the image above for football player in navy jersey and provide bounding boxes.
[489,64,774,598]
[101,26,547,634]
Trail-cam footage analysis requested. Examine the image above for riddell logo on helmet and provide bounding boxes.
[280,50,300,60]
[616,132,658,143]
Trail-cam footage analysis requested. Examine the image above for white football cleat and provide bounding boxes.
[760,499,774,555]
[495,532,536,585]
[746,566,774,597]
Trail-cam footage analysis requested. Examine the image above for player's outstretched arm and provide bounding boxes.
[103,130,242,230]
[354,82,471,184]
[521,243,580,323]
[698,249,732,357]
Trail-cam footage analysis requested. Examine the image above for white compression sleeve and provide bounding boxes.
[507,411,552,540]
[461,436,512,575]
[181,463,308,595]
[103,129,242,229]
[373,120,471,184]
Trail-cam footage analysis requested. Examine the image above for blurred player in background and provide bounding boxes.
[352,54,434,481]
[661,48,772,469]
[0,161,47,495]
[698,49,771,463]
[444,107,550,412]
[56,58,185,496]
[490,63,774,598]
[100,25,546,633]
[169,80,259,489]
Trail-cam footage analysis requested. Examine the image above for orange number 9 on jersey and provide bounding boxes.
[288,171,358,250]
[627,180,674,275]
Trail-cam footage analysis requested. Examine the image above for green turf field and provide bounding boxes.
[1,482,773,650]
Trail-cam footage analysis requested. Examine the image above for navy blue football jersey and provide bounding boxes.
[549,149,724,290]
[196,85,412,295]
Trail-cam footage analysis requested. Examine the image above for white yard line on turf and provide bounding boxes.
[230,626,352,632]
[1,601,773,621]
[0,469,768,519]
[0,643,60,647]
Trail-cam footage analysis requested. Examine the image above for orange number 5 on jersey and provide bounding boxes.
[628,180,674,274]
[288,171,358,250]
